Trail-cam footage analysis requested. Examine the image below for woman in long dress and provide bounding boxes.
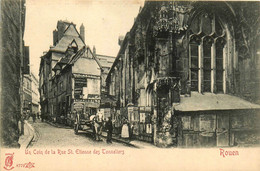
[121,120,129,139]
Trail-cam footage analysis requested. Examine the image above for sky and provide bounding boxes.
[24,0,145,78]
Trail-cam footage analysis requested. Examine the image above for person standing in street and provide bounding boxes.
[114,113,121,136]
[41,113,44,122]
[129,123,134,141]
[90,114,96,140]
[32,112,36,122]
[94,109,103,141]
[20,111,26,135]
[106,117,113,143]
[121,119,129,140]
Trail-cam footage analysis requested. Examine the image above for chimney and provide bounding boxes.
[93,46,96,55]
[118,35,124,46]
[57,21,66,42]
[80,23,85,43]
[53,29,58,45]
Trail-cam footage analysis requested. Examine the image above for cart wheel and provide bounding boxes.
[74,117,79,135]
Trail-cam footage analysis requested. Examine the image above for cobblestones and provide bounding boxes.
[28,119,131,148]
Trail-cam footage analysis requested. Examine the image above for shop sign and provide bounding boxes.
[73,103,84,110]
[85,101,100,108]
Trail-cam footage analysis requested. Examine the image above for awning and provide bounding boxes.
[174,92,260,112]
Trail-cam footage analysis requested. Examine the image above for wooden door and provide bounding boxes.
[216,114,229,147]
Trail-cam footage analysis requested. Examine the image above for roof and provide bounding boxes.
[174,92,260,112]
[96,54,116,68]
[52,52,64,61]
[68,46,102,68]
[52,42,103,77]
[64,46,102,76]
[51,24,85,52]
[51,36,85,52]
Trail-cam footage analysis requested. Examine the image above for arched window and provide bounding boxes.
[189,12,226,93]
[189,35,199,91]
[203,36,213,92]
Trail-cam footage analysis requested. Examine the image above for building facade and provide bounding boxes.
[22,45,32,115]
[106,1,260,147]
[93,47,116,117]
[0,0,26,147]
[31,72,40,115]
[39,20,115,123]
[52,45,102,124]
[93,47,116,94]
[22,74,32,114]
[39,21,85,121]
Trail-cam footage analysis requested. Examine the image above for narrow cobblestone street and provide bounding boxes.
[28,119,131,148]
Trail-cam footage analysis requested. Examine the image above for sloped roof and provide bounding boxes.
[96,54,116,68]
[174,92,260,112]
[68,46,101,67]
[51,36,85,52]
[51,24,85,52]
[52,52,64,61]
[60,46,102,76]
[53,40,78,70]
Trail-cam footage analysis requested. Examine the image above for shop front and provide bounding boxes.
[126,105,154,142]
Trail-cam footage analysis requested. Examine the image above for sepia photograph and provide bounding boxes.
[1,0,260,170]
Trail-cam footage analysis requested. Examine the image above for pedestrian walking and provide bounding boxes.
[20,111,26,135]
[37,112,39,119]
[106,117,113,143]
[90,114,96,140]
[32,113,36,122]
[41,113,44,122]
[114,114,121,136]
[121,119,129,140]
[129,123,134,140]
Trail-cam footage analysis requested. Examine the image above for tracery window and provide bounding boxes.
[189,13,226,93]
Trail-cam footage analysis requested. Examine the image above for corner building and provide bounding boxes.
[39,21,86,121]
[106,1,260,147]
[39,20,114,123]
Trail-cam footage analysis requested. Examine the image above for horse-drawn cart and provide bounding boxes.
[73,111,94,134]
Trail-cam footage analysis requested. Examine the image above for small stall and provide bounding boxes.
[138,106,153,142]
[127,105,153,142]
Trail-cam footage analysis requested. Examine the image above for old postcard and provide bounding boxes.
[1,0,260,170]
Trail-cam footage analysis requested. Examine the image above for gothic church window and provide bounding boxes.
[189,12,226,93]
